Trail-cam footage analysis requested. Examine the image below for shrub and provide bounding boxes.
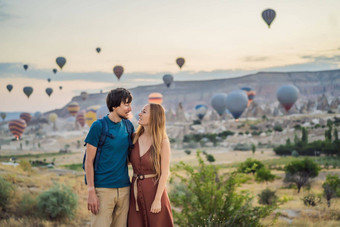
[302,193,321,207]
[284,159,320,193]
[233,143,251,151]
[19,159,33,172]
[274,124,283,132]
[258,189,278,205]
[238,158,264,175]
[205,154,215,163]
[37,184,77,220]
[169,152,276,226]
[255,167,276,182]
[322,174,340,208]
[291,150,299,157]
[184,150,191,155]
[17,193,38,216]
[0,176,15,211]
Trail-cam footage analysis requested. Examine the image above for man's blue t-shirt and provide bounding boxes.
[85,116,134,188]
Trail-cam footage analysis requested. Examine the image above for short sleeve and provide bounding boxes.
[84,120,102,148]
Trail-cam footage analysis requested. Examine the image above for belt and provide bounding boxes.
[133,173,157,211]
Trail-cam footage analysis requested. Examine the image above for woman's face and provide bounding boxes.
[138,104,150,126]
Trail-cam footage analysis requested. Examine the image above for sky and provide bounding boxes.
[1,0,340,113]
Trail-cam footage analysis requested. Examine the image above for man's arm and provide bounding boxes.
[85,143,99,215]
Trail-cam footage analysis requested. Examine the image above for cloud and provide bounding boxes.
[243,56,269,62]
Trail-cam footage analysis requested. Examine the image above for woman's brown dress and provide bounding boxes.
[128,140,174,227]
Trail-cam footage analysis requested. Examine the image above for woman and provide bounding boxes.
[128,103,173,227]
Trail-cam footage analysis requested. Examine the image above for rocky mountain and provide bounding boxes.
[46,69,340,118]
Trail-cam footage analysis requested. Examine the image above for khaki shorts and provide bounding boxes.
[91,186,130,227]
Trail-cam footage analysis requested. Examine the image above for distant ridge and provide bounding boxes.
[46,69,340,117]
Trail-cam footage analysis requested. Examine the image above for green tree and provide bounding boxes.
[0,176,15,211]
[284,159,320,193]
[238,158,264,175]
[322,174,340,207]
[255,167,275,183]
[251,144,256,155]
[301,127,308,144]
[169,152,276,226]
[258,189,277,205]
[205,154,215,163]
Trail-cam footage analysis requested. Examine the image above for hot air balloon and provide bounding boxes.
[8,119,27,139]
[226,90,248,120]
[195,104,208,120]
[59,86,63,90]
[85,105,100,127]
[241,87,256,106]
[96,105,109,119]
[67,102,80,116]
[23,64,28,71]
[96,47,101,53]
[7,84,13,92]
[34,111,42,119]
[47,78,51,83]
[262,9,276,28]
[148,93,163,104]
[1,112,6,121]
[276,85,299,112]
[163,74,173,88]
[76,110,85,127]
[113,65,124,80]
[53,68,57,74]
[56,57,66,69]
[23,86,33,98]
[80,91,88,101]
[20,112,32,124]
[211,93,228,116]
[46,88,53,97]
[176,57,185,69]
[49,113,58,123]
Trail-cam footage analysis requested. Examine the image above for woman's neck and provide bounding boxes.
[143,126,151,137]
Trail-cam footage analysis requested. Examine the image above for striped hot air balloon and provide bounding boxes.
[148,93,163,104]
[8,119,27,139]
[67,102,80,116]
[241,87,256,106]
[20,112,32,124]
[76,110,85,127]
[85,105,100,127]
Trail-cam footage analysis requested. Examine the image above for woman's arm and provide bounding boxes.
[150,138,171,213]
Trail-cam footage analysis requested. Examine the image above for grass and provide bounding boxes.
[0,152,73,162]
[62,163,83,171]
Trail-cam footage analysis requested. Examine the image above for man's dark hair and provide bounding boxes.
[106,88,133,112]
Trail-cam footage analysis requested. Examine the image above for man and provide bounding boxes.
[85,88,134,227]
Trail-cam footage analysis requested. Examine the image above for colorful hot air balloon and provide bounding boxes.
[1,112,6,121]
[226,90,248,120]
[76,110,85,127]
[113,65,124,80]
[23,64,28,71]
[8,119,27,139]
[53,68,57,74]
[241,87,256,106]
[7,84,13,92]
[20,112,32,124]
[34,111,42,119]
[23,86,33,98]
[96,105,109,119]
[67,102,80,116]
[262,9,276,28]
[80,91,88,101]
[47,78,51,83]
[276,85,299,112]
[59,86,63,90]
[211,93,228,116]
[46,88,53,97]
[195,104,208,120]
[148,93,163,104]
[96,47,101,53]
[176,57,185,69]
[163,74,173,88]
[85,105,100,127]
[56,57,66,69]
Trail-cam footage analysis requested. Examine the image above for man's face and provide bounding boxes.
[115,99,132,119]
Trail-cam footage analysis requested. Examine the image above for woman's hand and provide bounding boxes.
[150,199,161,213]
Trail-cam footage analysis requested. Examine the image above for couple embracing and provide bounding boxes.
[84,88,174,227]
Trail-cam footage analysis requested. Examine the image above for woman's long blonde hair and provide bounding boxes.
[133,103,168,181]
